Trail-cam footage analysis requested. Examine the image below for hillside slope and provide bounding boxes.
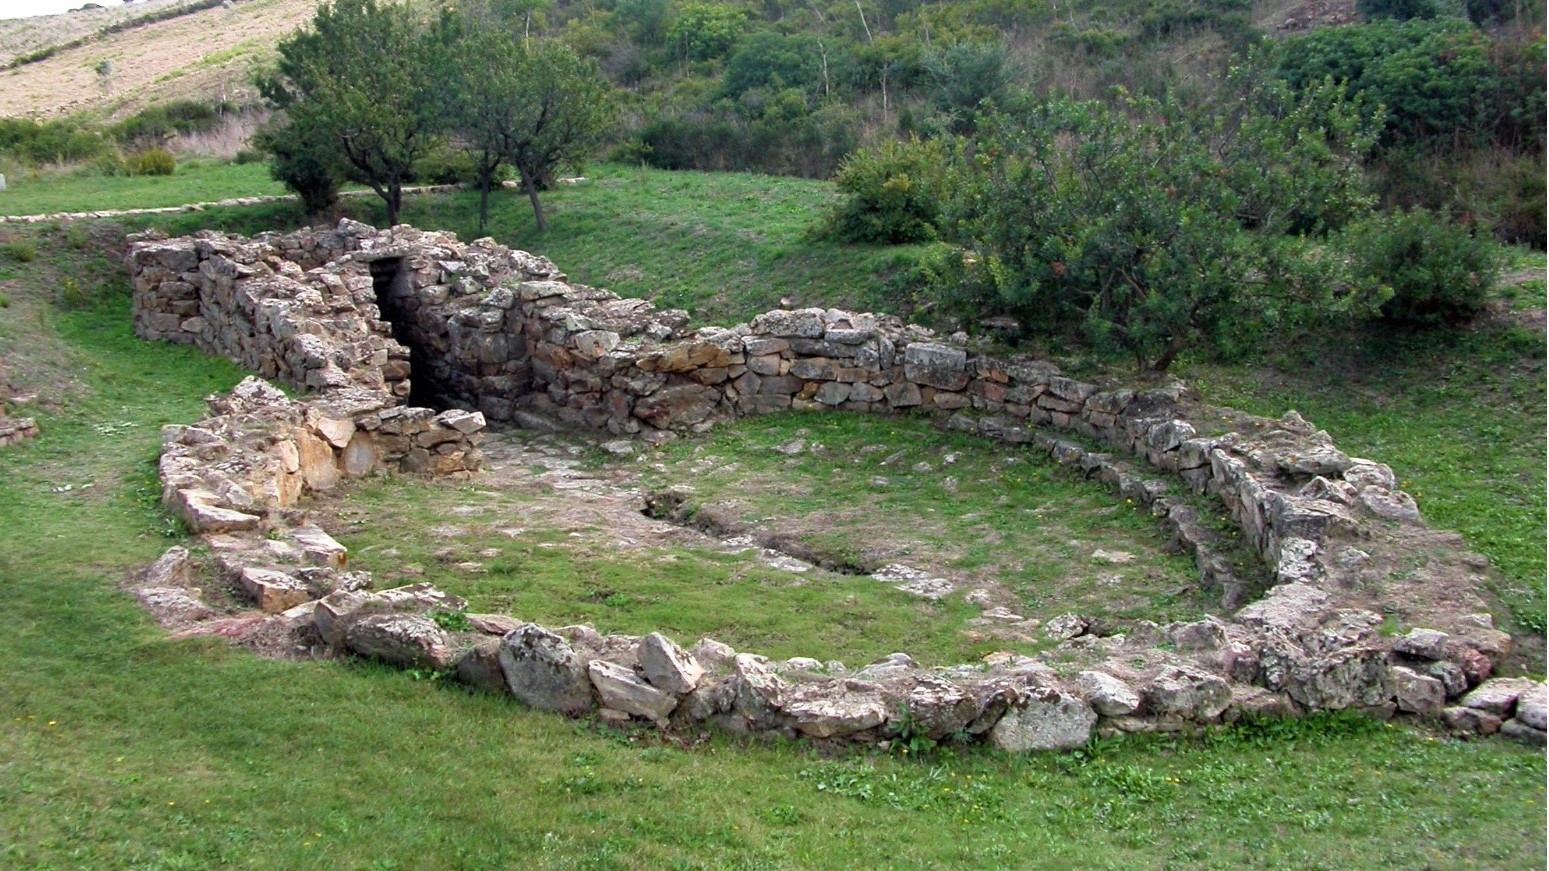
[0,0,315,121]
[0,0,193,66]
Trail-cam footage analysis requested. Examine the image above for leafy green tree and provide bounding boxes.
[253,115,348,216]
[924,41,1011,133]
[943,74,1382,372]
[666,2,746,61]
[262,0,445,225]
[446,34,613,233]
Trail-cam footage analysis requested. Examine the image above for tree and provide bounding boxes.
[448,36,613,233]
[253,114,347,216]
[262,0,445,225]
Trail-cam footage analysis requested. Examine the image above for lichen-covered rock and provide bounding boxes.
[730,654,789,730]
[455,636,508,694]
[498,624,595,715]
[1393,628,1451,661]
[638,632,703,695]
[988,686,1097,752]
[1500,719,1547,746]
[344,613,456,671]
[1442,705,1503,735]
[689,637,737,672]
[1514,684,1547,731]
[239,567,312,613]
[1142,664,1232,721]
[1288,647,1394,711]
[783,684,888,738]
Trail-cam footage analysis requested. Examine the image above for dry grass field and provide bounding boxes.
[0,0,316,121]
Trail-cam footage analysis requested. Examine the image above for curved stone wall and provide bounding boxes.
[125,220,1546,749]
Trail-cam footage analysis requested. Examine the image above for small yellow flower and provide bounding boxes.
[167,802,175,807]
[47,721,57,727]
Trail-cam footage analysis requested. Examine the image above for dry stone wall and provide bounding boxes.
[126,220,1546,751]
[0,366,39,448]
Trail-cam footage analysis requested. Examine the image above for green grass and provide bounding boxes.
[0,160,287,216]
[334,471,998,667]
[639,413,1225,626]
[0,204,1545,868]
[382,164,935,325]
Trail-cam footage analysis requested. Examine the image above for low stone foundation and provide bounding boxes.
[124,220,1546,751]
[0,368,39,449]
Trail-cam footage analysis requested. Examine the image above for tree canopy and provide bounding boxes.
[260,0,614,229]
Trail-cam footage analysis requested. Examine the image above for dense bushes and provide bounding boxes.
[0,118,109,165]
[109,101,225,147]
[129,148,177,176]
[1341,208,1501,324]
[820,137,948,244]
[932,77,1382,372]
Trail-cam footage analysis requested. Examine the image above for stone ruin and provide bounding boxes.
[0,364,40,449]
[122,219,1546,751]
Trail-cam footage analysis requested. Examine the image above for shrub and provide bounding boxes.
[233,148,265,165]
[130,148,177,176]
[943,73,1381,372]
[252,118,343,216]
[110,100,223,147]
[2,240,37,263]
[821,137,949,244]
[412,144,481,186]
[92,151,127,176]
[1342,208,1501,325]
[0,117,110,165]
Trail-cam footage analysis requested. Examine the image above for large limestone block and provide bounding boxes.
[1288,647,1394,711]
[638,632,703,695]
[988,686,1097,752]
[1391,665,1445,716]
[782,686,888,738]
[1077,670,1142,717]
[588,660,679,722]
[290,525,348,568]
[239,567,312,613]
[498,624,596,715]
[170,488,263,534]
[341,431,379,477]
[1141,664,1232,720]
[344,614,457,671]
[731,654,789,730]
[903,342,970,391]
[1459,677,1541,716]
[294,429,341,491]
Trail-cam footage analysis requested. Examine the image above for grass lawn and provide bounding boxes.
[0,173,1544,867]
[0,160,287,216]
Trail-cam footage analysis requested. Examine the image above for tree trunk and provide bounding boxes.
[1149,333,1189,375]
[478,175,493,234]
[519,165,546,233]
[383,183,402,227]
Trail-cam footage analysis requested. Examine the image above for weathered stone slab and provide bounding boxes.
[638,632,703,695]
[498,624,595,715]
[589,660,678,722]
[988,687,1096,752]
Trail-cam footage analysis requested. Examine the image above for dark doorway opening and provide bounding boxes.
[369,257,447,410]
